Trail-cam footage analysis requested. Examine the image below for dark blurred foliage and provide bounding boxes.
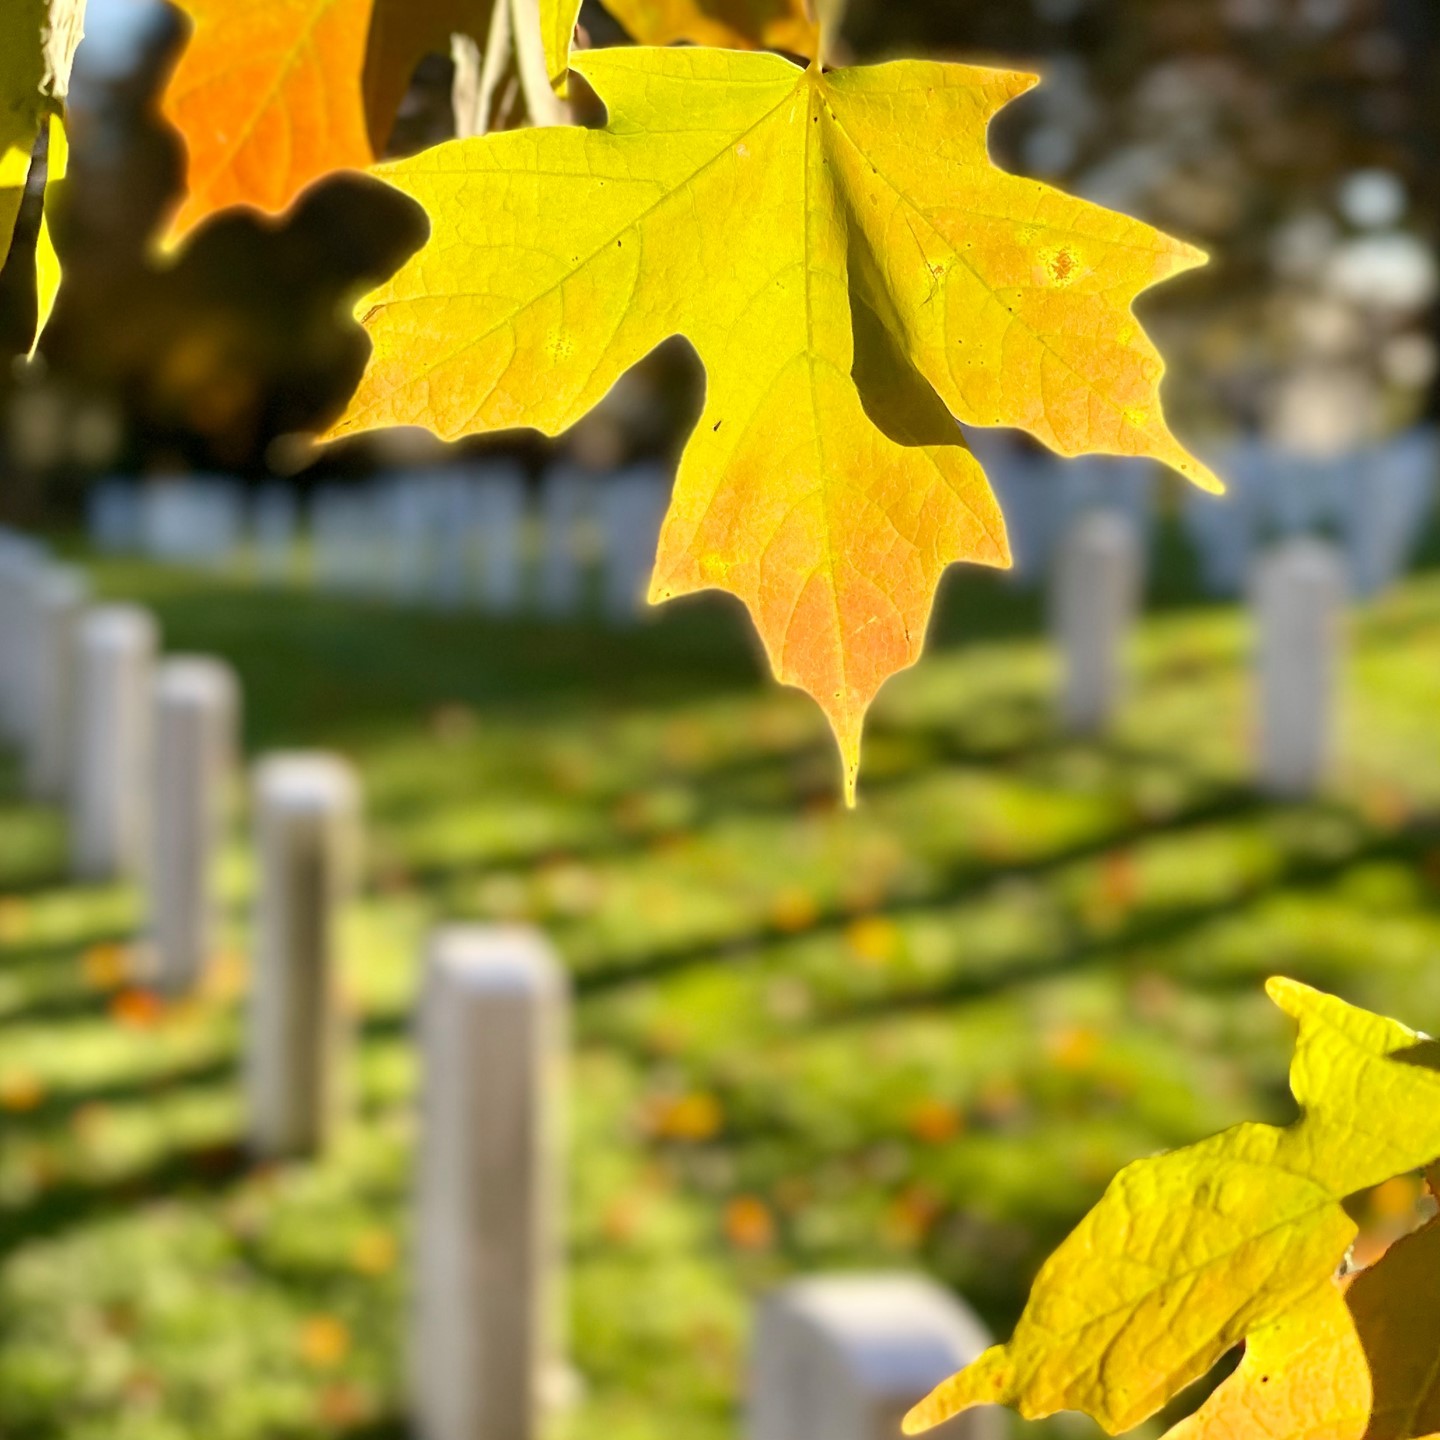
[0,0,1437,519]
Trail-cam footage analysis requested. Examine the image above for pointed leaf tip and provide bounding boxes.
[336,49,1213,800]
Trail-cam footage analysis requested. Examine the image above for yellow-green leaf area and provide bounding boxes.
[1,0,82,344]
[333,46,1215,797]
[539,0,583,94]
[906,980,1440,1435]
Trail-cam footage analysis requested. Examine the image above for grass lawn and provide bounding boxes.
[3,528,1440,1439]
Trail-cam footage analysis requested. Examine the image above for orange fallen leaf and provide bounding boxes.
[298,1314,351,1369]
[351,1227,399,1275]
[109,988,167,1029]
[1046,1024,1101,1073]
[770,887,820,934]
[0,1069,45,1112]
[845,914,902,967]
[82,941,132,990]
[647,1091,725,1142]
[724,1194,776,1250]
[906,1098,964,1146]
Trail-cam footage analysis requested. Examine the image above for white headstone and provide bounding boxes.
[70,605,160,882]
[429,473,477,610]
[1253,538,1346,798]
[148,658,240,994]
[595,464,668,625]
[1343,429,1437,597]
[963,431,1053,585]
[248,753,361,1158]
[1051,510,1143,735]
[0,532,48,743]
[537,466,591,618]
[252,484,299,585]
[1182,438,1266,598]
[21,565,89,803]
[413,926,570,1440]
[87,476,142,554]
[382,478,434,604]
[471,463,527,614]
[750,1275,1002,1440]
[309,486,342,590]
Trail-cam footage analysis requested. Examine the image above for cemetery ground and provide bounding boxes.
[4,525,1440,1440]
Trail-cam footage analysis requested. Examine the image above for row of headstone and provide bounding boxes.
[88,464,672,626]
[87,475,246,568]
[1183,430,1440,599]
[310,463,669,624]
[4,537,999,1440]
[1051,510,1344,797]
[251,887,997,1440]
[968,426,1438,599]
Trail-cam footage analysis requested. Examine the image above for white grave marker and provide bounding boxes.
[383,477,434,604]
[471,463,527,614]
[87,476,143,554]
[148,658,240,994]
[537,466,590,618]
[750,1274,1002,1440]
[595,464,668,625]
[252,484,299,584]
[0,533,47,742]
[1051,510,1142,735]
[70,605,160,882]
[22,565,89,803]
[248,753,361,1158]
[413,926,570,1440]
[429,473,476,610]
[1343,429,1437,597]
[1253,538,1345,797]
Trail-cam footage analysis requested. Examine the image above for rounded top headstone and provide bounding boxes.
[156,655,238,708]
[430,925,567,998]
[81,603,159,652]
[34,565,89,608]
[254,753,361,817]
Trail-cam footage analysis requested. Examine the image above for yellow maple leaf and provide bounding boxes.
[160,0,495,246]
[540,0,583,94]
[331,47,1214,797]
[905,979,1440,1435]
[0,0,82,351]
[33,113,66,350]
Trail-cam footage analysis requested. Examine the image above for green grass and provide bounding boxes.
[3,532,1440,1439]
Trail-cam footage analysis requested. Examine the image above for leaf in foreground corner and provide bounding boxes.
[160,0,494,246]
[905,980,1440,1435]
[1,0,83,347]
[332,47,1214,797]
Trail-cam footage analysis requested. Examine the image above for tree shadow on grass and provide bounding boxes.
[0,1140,249,1261]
